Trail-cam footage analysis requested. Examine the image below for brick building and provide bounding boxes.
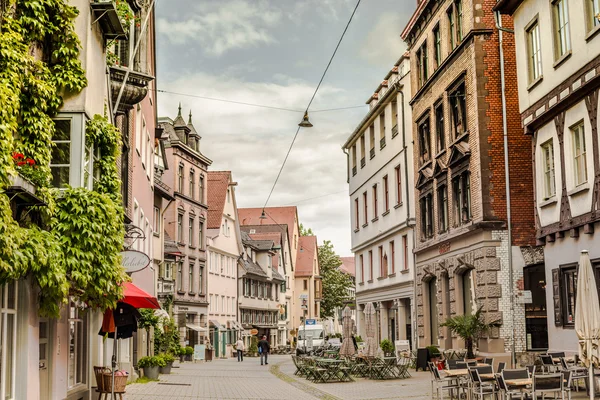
[401,0,538,358]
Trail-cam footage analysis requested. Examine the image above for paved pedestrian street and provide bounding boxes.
[125,355,432,400]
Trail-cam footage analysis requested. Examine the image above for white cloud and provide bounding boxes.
[157,0,282,56]
[359,13,406,64]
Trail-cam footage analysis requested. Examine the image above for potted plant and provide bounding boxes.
[177,346,186,363]
[184,346,193,361]
[426,345,441,362]
[158,353,175,374]
[138,356,165,380]
[440,307,501,359]
[248,336,258,357]
[380,339,395,357]
[355,335,364,343]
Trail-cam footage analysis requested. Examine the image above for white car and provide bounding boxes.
[296,324,324,355]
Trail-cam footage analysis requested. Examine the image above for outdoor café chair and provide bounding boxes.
[430,362,461,400]
[540,354,558,373]
[469,368,496,400]
[562,370,572,400]
[559,357,587,392]
[526,365,536,377]
[465,359,478,367]
[496,374,526,400]
[292,355,307,376]
[497,362,506,374]
[483,358,494,367]
[397,357,412,378]
[470,365,495,383]
[447,359,461,370]
[532,373,563,399]
[502,368,529,381]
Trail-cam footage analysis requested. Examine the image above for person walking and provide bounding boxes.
[258,335,270,365]
[235,337,245,362]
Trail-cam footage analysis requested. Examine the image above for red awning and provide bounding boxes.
[121,282,160,309]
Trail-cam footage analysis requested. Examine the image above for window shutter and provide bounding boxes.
[552,268,562,326]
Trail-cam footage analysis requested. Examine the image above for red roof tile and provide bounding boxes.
[295,236,318,277]
[339,257,356,277]
[249,232,282,246]
[207,171,232,229]
[238,207,298,235]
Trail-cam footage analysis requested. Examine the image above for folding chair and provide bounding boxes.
[559,357,587,392]
[497,362,506,374]
[469,368,496,400]
[496,374,526,400]
[540,354,558,373]
[532,373,563,400]
[483,357,494,367]
[430,362,462,400]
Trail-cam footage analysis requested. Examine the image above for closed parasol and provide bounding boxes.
[575,250,600,400]
[339,306,356,357]
[363,302,378,357]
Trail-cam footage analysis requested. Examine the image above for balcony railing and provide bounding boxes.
[90,1,127,39]
[380,137,386,149]
[392,124,399,138]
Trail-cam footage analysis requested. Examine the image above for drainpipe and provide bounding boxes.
[343,148,350,184]
[494,10,516,368]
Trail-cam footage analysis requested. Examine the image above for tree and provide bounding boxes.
[318,240,354,319]
[299,223,314,236]
[440,307,501,359]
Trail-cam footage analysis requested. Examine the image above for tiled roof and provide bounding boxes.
[241,231,275,251]
[295,235,318,277]
[207,171,231,229]
[271,267,285,282]
[241,258,267,277]
[164,231,182,255]
[238,207,298,236]
[173,104,187,128]
[159,121,179,141]
[339,257,356,277]
[248,232,281,246]
[187,110,200,137]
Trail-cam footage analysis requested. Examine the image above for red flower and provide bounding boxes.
[12,153,24,160]
[27,158,35,166]
[16,161,25,167]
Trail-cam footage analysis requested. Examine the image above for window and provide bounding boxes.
[360,135,366,167]
[363,192,368,225]
[199,265,204,294]
[452,171,472,225]
[244,279,250,296]
[360,255,365,283]
[527,21,542,83]
[177,262,183,291]
[189,170,195,199]
[418,118,431,165]
[553,0,571,59]
[153,206,160,234]
[456,0,463,42]
[178,165,184,193]
[586,0,600,31]
[541,140,556,198]
[391,101,398,131]
[448,6,456,50]
[303,279,308,290]
[435,103,445,152]
[51,119,72,187]
[562,267,577,325]
[189,217,194,246]
[395,165,402,205]
[0,282,17,398]
[379,113,386,149]
[571,122,587,186]
[354,198,360,229]
[416,41,428,87]
[369,125,375,158]
[390,241,395,274]
[368,250,373,281]
[420,193,433,239]
[450,83,467,138]
[68,298,87,390]
[433,25,442,68]
[461,270,473,315]
[372,184,378,218]
[199,175,205,203]
[227,189,231,203]
[189,262,194,292]
[402,235,408,270]
[164,262,173,280]
[177,214,184,243]
[351,144,357,176]
[199,220,204,248]
[383,175,389,212]
[379,245,386,278]
[438,184,449,233]
[84,145,100,190]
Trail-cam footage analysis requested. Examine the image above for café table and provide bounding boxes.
[316,358,353,382]
[505,378,532,387]
[444,369,470,377]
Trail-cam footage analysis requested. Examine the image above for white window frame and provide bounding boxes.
[541,139,556,198]
[526,18,542,83]
[0,282,17,400]
[153,206,160,235]
[552,0,571,59]
[586,0,600,32]
[164,262,173,280]
[571,121,587,186]
[67,298,87,391]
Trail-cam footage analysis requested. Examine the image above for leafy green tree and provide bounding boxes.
[440,307,501,359]
[299,223,314,236]
[318,240,354,319]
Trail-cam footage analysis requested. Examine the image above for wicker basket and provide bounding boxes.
[102,373,127,393]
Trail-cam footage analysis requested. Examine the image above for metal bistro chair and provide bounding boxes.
[471,365,495,383]
[559,357,587,392]
[562,370,572,400]
[497,362,506,374]
[469,368,496,400]
[540,354,558,373]
[526,365,536,377]
[465,359,478,367]
[447,359,461,370]
[496,374,526,400]
[532,373,563,400]
[429,362,461,400]
[483,357,495,367]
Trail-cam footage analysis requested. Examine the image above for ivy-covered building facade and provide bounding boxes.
[0,0,158,399]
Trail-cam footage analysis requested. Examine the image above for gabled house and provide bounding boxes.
[295,236,322,326]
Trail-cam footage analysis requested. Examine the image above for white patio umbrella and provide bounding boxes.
[575,250,600,400]
[363,302,378,357]
[339,306,356,357]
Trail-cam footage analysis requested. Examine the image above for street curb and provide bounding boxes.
[269,361,342,400]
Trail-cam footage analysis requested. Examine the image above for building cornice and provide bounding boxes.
[351,219,415,253]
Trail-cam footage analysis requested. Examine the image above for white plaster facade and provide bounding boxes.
[343,56,417,347]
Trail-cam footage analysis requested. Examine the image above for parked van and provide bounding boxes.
[296,324,324,355]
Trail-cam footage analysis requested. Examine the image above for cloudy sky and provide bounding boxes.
[155,0,414,256]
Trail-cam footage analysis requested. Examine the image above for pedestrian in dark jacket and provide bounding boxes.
[258,335,270,365]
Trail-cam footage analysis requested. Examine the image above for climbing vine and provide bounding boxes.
[0,0,128,316]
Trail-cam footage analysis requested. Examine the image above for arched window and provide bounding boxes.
[428,278,438,345]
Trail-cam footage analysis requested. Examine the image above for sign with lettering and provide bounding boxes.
[120,250,151,273]
[305,319,316,325]
[438,242,451,255]
[516,290,532,304]
[250,329,258,335]
[194,344,205,361]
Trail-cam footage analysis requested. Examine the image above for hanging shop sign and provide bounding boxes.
[121,250,151,273]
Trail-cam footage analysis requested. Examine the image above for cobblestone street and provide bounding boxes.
[125,355,433,399]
